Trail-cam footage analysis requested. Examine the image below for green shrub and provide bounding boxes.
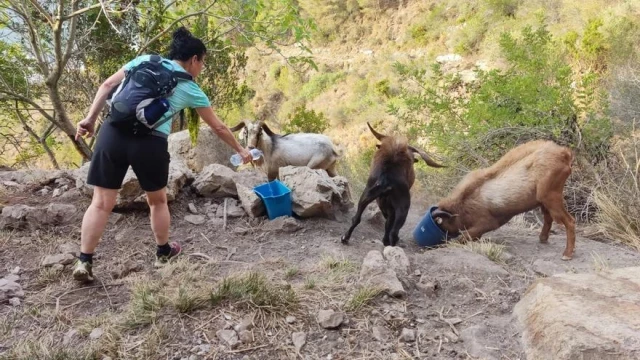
[389,24,613,207]
[282,105,329,134]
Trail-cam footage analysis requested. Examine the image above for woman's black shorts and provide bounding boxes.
[87,120,170,192]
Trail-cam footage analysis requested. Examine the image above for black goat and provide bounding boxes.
[341,123,445,246]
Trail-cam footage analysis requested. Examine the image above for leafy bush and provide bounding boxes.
[390,24,612,169]
[282,105,329,134]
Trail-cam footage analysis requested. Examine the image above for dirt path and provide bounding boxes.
[1,189,638,360]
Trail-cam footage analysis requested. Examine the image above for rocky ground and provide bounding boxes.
[1,136,639,360]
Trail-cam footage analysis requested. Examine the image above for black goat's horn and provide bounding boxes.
[367,122,386,141]
[408,145,446,168]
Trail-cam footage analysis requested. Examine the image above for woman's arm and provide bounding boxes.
[85,68,126,123]
[196,106,251,161]
[76,68,126,140]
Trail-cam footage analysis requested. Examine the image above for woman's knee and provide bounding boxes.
[91,187,118,211]
[146,188,168,207]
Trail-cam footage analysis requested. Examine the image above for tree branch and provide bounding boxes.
[27,0,53,25]
[61,2,102,20]
[61,0,80,69]
[0,90,58,127]
[9,0,50,77]
[136,0,218,56]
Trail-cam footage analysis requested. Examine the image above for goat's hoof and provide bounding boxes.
[561,254,572,261]
[340,236,349,245]
[539,238,549,244]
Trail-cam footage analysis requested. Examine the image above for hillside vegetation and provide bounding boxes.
[1,0,639,249]
[236,0,640,249]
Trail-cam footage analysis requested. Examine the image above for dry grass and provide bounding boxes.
[591,251,610,272]
[122,281,165,329]
[593,131,640,252]
[450,238,507,264]
[344,285,383,313]
[210,271,298,315]
[170,284,209,313]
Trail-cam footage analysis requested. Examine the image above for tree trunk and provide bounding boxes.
[47,86,93,161]
[39,137,60,170]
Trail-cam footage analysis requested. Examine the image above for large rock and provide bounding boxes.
[359,250,406,298]
[513,266,640,360]
[279,166,352,218]
[168,126,236,172]
[192,164,238,198]
[0,169,70,187]
[234,170,268,218]
[0,203,78,230]
[193,166,268,217]
[383,246,410,276]
[75,159,193,209]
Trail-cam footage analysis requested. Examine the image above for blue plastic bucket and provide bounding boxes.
[253,180,293,220]
[413,205,448,247]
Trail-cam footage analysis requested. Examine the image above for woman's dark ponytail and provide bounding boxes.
[167,26,206,61]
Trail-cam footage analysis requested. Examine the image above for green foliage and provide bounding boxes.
[374,79,392,98]
[486,0,521,17]
[282,105,329,134]
[390,24,612,170]
[300,71,346,100]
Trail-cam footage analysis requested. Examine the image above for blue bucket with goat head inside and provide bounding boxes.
[413,205,449,247]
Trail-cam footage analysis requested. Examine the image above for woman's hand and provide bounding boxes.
[239,148,252,164]
[75,118,96,140]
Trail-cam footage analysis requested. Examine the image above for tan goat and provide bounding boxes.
[431,139,576,260]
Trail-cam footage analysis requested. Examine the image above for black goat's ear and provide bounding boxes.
[229,121,245,132]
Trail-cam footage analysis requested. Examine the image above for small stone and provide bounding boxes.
[9,297,20,306]
[185,215,206,225]
[399,328,415,342]
[52,188,62,197]
[414,270,421,277]
[234,316,254,332]
[63,329,78,345]
[89,328,104,340]
[196,344,211,355]
[317,309,345,329]
[217,329,239,349]
[239,330,253,344]
[10,267,20,275]
[372,326,390,342]
[292,332,306,352]
[52,263,64,272]
[58,243,78,256]
[188,203,198,214]
[444,330,459,343]
[4,274,19,282]
[0,278,24,298]
[416,277,438,297]
[41,253,75,267]
[286,316,297,324]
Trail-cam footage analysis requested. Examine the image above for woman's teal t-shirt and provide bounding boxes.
[122,55,211,135]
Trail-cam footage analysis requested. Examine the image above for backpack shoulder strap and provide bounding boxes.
[174,71,193,81]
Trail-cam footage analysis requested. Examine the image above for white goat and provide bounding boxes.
[229,120,342,180]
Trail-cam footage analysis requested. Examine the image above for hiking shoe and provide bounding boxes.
[154,242,182,268]
[72,260,94,282]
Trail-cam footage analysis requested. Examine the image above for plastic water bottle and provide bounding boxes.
[230,148,263,166]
